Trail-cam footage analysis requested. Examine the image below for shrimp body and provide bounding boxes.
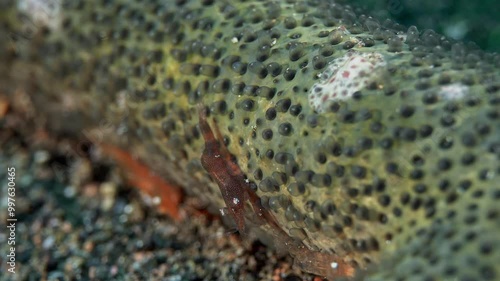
[198,105,248,233]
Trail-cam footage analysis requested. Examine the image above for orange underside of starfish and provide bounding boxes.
[100,143,182,221]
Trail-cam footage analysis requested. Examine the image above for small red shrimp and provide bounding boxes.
[198,104,281,234]
[198,104,248,233]
[197,104,354,280]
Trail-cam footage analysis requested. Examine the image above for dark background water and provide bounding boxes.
[343,0,500,52]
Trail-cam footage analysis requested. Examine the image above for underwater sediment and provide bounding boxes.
[1,0,499,280]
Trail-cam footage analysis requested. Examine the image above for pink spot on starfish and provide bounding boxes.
[308,50,386,113]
